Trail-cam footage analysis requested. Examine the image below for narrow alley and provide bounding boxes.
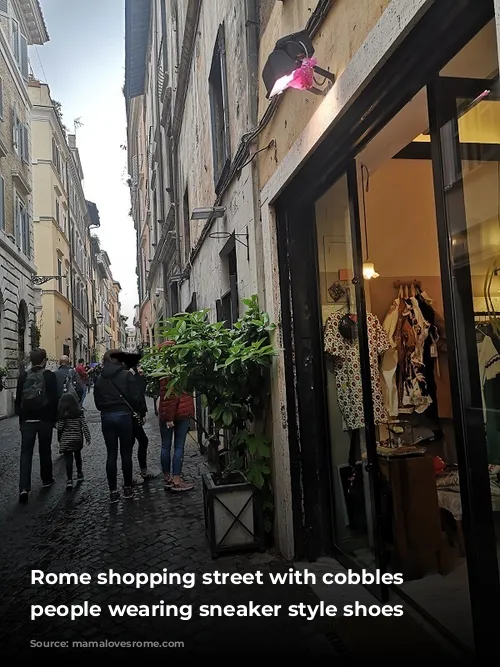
[0,396,335,657]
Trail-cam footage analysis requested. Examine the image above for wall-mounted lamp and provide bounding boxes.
[262,30,335,99]
[96,314,104,323]
[191,206,226,221]
[209,228,250,261]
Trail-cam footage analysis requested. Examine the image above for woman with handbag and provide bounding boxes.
[94,350,147,503]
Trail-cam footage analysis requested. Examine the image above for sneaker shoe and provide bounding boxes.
[164,476,172,490]
[132,476,145,486]
[42,479,55,488]
[171,479,194,493]
[140,470,156,480]
[123,486,134,499]
[66,480,73,491]
[18,490,29,504]
[109,491,120,504]
[77,471,84,482]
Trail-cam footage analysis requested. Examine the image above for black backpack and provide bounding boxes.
[21,368,48,411]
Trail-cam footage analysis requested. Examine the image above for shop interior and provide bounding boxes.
[315,20,500,648]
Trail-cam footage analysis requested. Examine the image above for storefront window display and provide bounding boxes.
[313,17,500,651]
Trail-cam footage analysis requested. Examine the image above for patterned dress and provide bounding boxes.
[324,312,390,430]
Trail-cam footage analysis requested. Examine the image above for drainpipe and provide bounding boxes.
[244,0,266,309]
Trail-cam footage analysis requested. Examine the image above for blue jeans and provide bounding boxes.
[160,419,189,476]
[80,386,87,406]
[101,412,134,491]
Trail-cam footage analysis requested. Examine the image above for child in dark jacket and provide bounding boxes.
[57,394,91,490]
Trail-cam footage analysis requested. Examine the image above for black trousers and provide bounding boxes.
[64,451,82,479]
[133,421,149,470]
[19,421,54,492]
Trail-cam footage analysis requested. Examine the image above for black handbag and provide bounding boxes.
[107,378,143,427]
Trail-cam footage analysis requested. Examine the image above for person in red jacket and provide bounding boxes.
[158,341,195,492]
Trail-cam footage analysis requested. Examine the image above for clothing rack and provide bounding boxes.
[393,280,422,288]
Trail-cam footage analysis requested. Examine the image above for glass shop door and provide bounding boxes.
[428,74,500,655]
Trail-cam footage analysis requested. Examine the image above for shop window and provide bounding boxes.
[209,23,231,193]
[217,246,238,328]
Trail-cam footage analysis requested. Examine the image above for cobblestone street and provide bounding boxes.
[0,396,335,658]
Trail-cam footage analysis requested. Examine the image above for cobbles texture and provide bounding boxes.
[0,396,333,657]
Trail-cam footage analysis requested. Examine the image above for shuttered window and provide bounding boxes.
[0,0,9,15]
[0,78,3,120]
[0,176,5,230]
[11,19,20,64]
[20,34,28,80]
[21,123,29,162]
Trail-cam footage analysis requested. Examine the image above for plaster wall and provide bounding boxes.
[257,0,392,189]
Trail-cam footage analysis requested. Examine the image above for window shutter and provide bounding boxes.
[0,78,3,119]
[22,123,29,162]
[0,176,4,230]
[22,209,30,256]
[230,274,238,324]
[14,197,21,247]
[0,0,9,15]
[20,34,28,80]
[218,25,231,163]
[11,19,20,64]
[215,299,223,322]
[12,107,18,149]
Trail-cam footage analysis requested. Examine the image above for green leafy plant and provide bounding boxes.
[142,295,276,533]
[0,366,8,378]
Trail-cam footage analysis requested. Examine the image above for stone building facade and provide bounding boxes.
[0,0,48,417]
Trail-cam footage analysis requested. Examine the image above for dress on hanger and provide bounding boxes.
[324,311,389,430]
[381,292,432,415]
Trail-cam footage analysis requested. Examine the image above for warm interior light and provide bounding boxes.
[362,261,379,280]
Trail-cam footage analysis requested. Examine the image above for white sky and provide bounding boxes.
[30,0,138,320]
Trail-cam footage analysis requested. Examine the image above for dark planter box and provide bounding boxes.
[202,472,265,559]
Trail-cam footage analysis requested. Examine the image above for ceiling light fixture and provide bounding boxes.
[262,30,335,99]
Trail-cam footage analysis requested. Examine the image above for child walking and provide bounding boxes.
[57,393,90,490]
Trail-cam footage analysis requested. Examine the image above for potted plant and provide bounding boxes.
[143,296,275,558]
[0,366,7,391]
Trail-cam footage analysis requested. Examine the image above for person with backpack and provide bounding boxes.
[15,348,59,504]
[94,349,147,503]
[57,393,90,491]
[55,355,83,402]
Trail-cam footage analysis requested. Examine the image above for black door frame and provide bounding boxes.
[273,0,497,652]
[428,74,500,657]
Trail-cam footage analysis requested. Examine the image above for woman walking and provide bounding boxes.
[94,350,147,503]
[57,393,90,490]
[159,375,194,492]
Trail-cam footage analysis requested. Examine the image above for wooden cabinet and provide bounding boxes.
[378,456,443,580]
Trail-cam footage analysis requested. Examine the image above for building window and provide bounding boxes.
[13,111,29,161]
[10,17,28,79]
[0,176,4,230]
[183,185,190,263]
[217,247,238,329]
[57,256,63,293]
[55,199,60,226]
[0,77,3,120]
[14,193,29,257]
[209,23,231,193]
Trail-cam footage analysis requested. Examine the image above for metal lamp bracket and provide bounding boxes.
[209,228,249,261]
[31,274,68,286]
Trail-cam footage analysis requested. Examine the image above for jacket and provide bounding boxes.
[94,362,147,417]
[75,364,89,385]
[158,378,194,422]
[57,415,91,453]
[54,365,83,400]
[15,367,59,424]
